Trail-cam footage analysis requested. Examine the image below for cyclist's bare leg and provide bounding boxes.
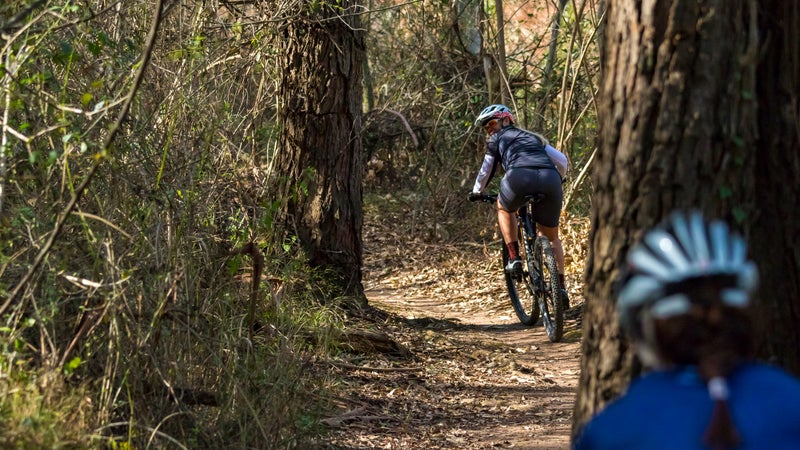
[538,224,565,276]
[497,201,518,253]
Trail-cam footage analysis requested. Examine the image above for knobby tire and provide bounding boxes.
[534,236,563,342]
[502,225,540,326]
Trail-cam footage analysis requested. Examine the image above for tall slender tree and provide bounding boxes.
[478,0,509,104]
[273,0,367,302]
[534,0,569,128]
[573,0,800,438]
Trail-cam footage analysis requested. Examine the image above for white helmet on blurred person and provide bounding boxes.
[616,211,759,366]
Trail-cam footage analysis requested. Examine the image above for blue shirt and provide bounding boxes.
[574,363,800,450]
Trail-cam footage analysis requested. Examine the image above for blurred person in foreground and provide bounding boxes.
[574,211,800,450]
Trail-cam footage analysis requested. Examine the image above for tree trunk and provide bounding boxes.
[751,0,800,374]
[574,0,764,437]
[479,1,502,104]
[494,0,508,104]
[534,0,569,128]
[452,0,482,56]
[275,1,367,303]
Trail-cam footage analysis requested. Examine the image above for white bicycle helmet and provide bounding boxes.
[617,211,758,363]
[474,104,514,126]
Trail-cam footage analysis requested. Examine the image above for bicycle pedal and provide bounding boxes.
[505,259,523,274]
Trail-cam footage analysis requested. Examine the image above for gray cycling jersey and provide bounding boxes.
[473,126,556,193]
[492,126,555,170]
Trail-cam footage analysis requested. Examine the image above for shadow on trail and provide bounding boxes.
[398,312,583,344]
[363,286,584,340]
[326,299,581,449]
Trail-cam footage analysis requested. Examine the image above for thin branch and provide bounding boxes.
[0,0,48,37]
[384,108,420,147]
[0,0,167,317]
[71,211,133,240]
[563,146,596,211]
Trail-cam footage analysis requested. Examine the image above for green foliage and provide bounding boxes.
[0,1,345,448]
[0,349,94,449]
[0,0,600,447]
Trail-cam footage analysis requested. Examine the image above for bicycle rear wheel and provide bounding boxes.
[534,236,564,342]
[502,227,540,326]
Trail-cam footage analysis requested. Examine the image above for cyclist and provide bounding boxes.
[467,104,569,302]
[573,211,800,450]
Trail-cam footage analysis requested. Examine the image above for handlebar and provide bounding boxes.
[469,192,497,204]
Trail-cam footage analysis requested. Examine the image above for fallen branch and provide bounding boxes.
[320,406,395,427]
[330,360,423,373]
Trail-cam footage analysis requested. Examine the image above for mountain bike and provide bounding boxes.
[471,193,564,342]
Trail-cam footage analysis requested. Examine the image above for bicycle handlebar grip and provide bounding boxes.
[481,193,498,203]
[468,192,498,203]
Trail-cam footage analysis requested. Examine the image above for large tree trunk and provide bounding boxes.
[751,0,800,374]
[573,0,765,437]
[275,1,366,302]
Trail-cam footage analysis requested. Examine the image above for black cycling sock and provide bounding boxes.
[507,241,520,260]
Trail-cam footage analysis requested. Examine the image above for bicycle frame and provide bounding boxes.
[471,192,563,341]
[516,203,540,280]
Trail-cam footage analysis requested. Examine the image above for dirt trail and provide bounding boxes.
[320,279,583,449]
[318,200,584,449]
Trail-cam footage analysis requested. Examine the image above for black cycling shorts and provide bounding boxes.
[498,167,563,228]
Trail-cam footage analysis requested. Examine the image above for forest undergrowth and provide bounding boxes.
[1,0,598,446]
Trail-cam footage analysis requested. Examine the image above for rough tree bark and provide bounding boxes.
[750,0,800,374]
[571,0,800,438]
[274,1,367,303]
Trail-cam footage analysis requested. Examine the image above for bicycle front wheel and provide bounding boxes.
[534,236,564,342]
[502,228,540,326]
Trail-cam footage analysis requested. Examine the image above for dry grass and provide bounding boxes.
[0,369,94,448]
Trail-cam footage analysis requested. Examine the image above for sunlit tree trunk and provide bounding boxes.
[493,0,508,104]
[452,0,482,56]
[363,0,375,111]
[274,0,367,303]
[572,0,800,438]
[478,0,507,104]
[534,0,569,127]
